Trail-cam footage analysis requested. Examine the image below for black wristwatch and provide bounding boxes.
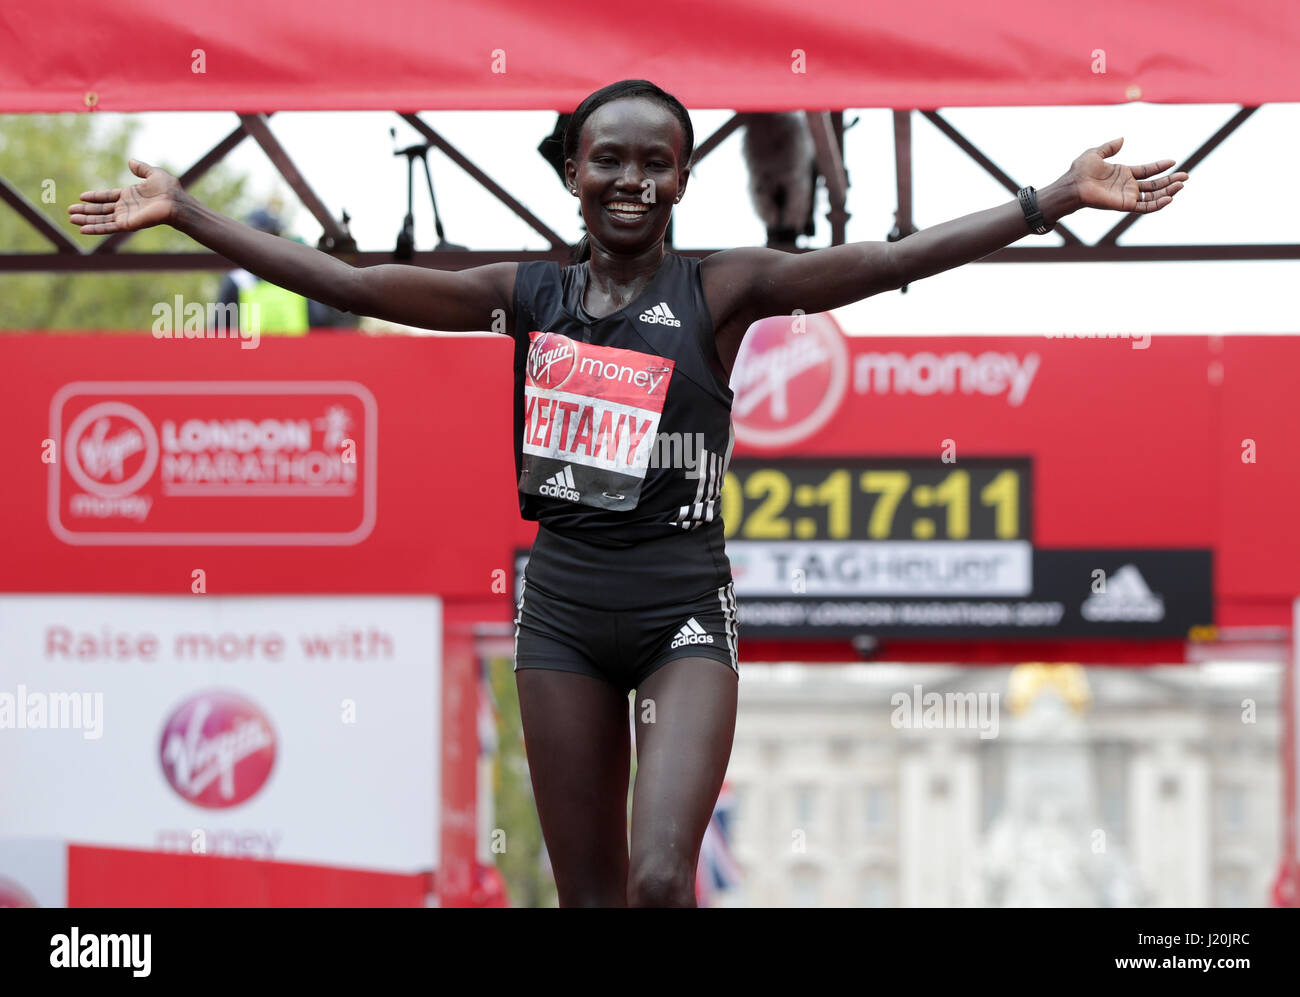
[1017,185,1053,235]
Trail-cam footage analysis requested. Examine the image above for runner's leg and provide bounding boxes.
[516,667,631,906]
[627,656,738,907]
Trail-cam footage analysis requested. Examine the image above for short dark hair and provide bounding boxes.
[564,80,694,264]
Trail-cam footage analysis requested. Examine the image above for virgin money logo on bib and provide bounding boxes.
[159,691,277,809]
[527,332,578,390]
[521,331,674,512]
[730,313,848,448]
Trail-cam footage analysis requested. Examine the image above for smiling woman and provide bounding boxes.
[66,74,1187,908]
[561,79,695,269]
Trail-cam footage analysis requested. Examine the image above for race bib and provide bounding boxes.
[521,330,675,511]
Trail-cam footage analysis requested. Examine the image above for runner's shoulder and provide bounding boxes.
[699,247,787,312]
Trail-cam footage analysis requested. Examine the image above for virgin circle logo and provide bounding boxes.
[64,401,160,498]
[0,876,37,908]
[527,332,578,390]
[730,313,849,448]
[159,691,277,809]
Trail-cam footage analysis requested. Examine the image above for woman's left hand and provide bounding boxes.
[1069,137,1188,213]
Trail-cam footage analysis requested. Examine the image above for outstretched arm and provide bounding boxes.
[69,159,516,333]
[702,137,1187,367]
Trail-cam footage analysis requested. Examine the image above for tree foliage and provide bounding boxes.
[487,653,560,908]
[1,113,250,330]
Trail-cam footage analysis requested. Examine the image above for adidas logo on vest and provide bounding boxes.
[639,301,681,327]
[539,464,581,502]
[671,617,715,649]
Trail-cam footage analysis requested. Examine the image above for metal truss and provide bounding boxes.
[2,106,1295,273]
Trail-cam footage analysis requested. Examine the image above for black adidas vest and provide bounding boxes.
[511,252,736,548]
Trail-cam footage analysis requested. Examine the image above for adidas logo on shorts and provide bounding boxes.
[670,617,715,649]
[539,464,581,502]
[638,301,681,327]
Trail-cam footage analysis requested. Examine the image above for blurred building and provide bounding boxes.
[719,661,1282,907]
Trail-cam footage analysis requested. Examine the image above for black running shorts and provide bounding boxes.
[513,523,739,695]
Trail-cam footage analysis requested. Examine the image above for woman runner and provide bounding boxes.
[69,79,1186,907]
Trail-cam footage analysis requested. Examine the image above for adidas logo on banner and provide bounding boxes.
[671,617,715,649]
[1080,564,1165,622]
[639,301,681,327]
[539,464,581,502]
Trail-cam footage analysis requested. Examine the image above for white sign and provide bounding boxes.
[0,596,439,871]
[0,838,65,907]
[727,540,1032,596]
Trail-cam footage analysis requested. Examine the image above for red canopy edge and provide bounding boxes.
[2,0,1297,113]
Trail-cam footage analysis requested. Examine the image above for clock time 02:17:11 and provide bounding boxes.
[718,465,1027,542]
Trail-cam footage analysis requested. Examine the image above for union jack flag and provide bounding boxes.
[695,781,743,906]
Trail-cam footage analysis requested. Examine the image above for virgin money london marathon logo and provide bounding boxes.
[50,383,374,543]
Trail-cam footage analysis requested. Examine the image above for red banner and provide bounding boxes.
[2,331,1298,631]
[2,0,1297,113]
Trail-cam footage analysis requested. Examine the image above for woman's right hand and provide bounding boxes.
[67,158,182,234]
[65,156,519,333]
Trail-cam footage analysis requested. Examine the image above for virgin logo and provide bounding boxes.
[159,691,277,809]
[528,332,578,390]
[64,401,160,498]
[730,313,848,448]
[0,875,37,908]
